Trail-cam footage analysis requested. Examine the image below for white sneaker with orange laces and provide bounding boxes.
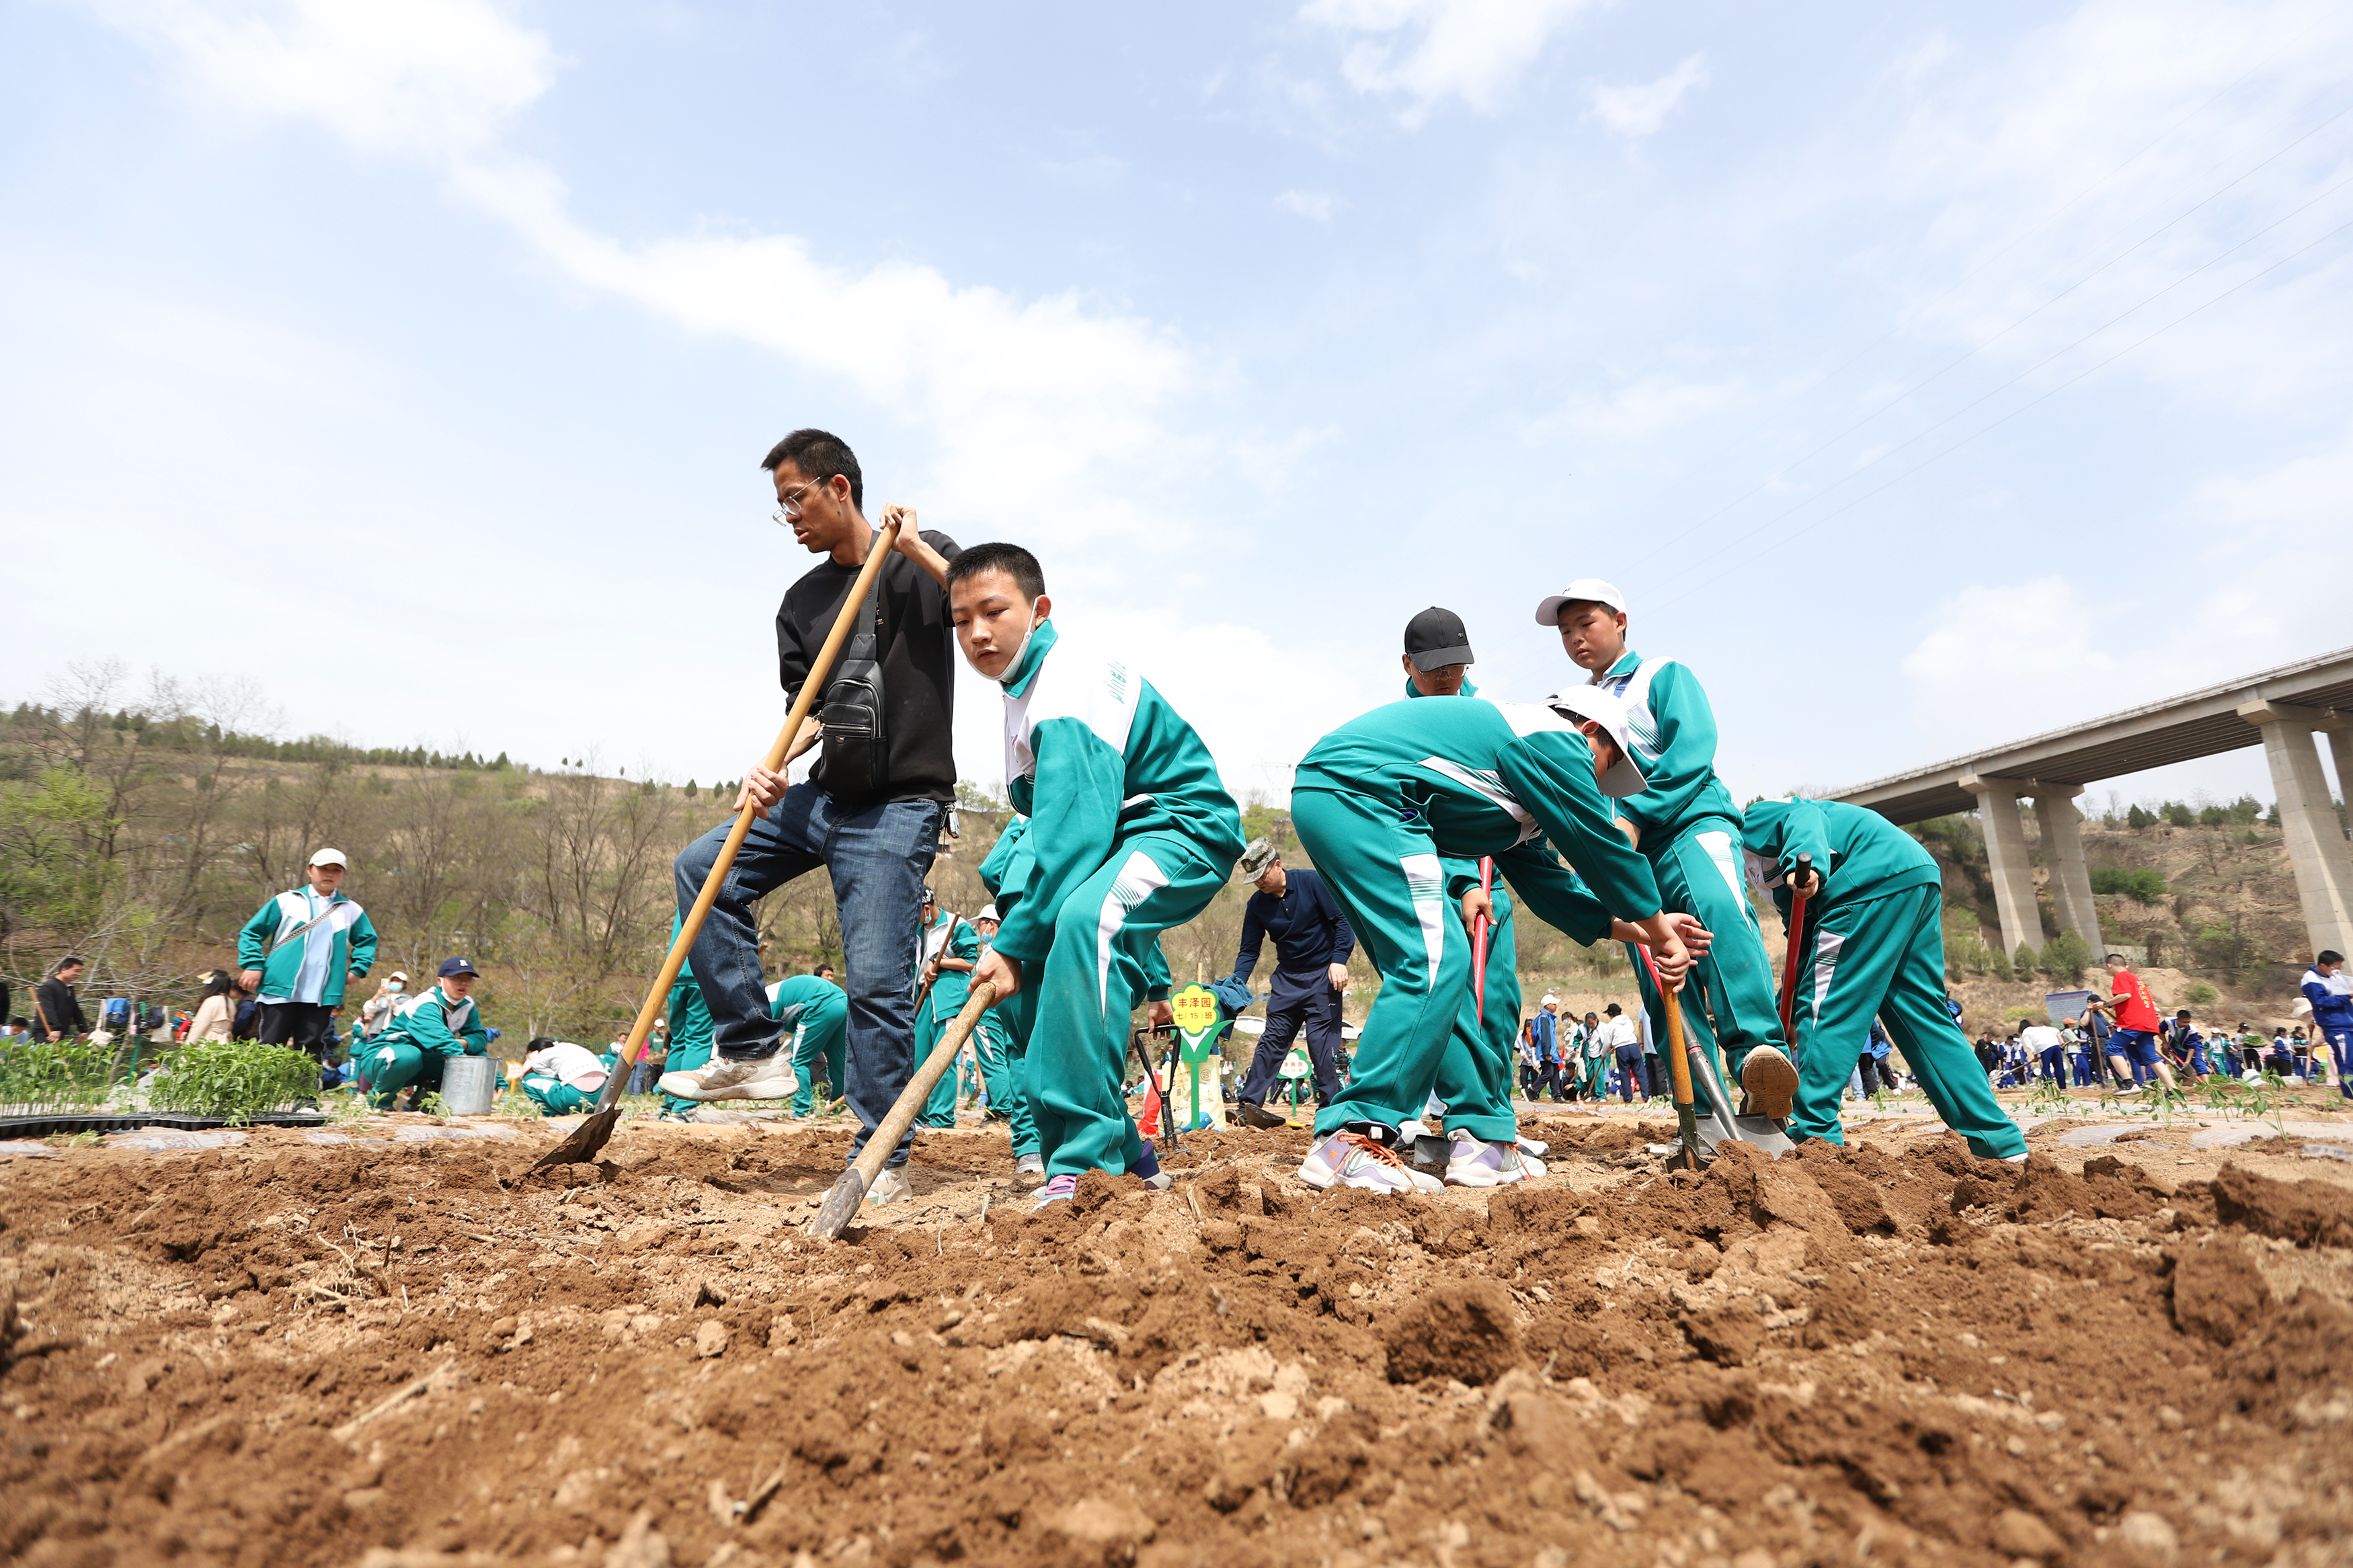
[1300,1130,1441,1194]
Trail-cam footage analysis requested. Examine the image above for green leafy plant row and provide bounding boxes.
[149,1038,321,1124]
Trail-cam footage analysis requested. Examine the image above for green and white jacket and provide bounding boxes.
[1294,694,1662,940]
[920,911,982,1022]
[1589,650,1740,845]
[992,621,1246,997]
[1739,798,1943,922]
[1400,676,1517,921]
[237,886,378,1006]
[373,983,490,1060]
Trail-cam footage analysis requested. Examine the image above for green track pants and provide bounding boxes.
[1293,789,1514,1143]
[996,831,1225,1178]
[788,1016,847,1117]
[1430,886,1519,1142]
[916,1003,960,1128]
[521,1073,597,1115]
[364,1043,454,1109]
[1629,815,1786,1107]
[973,1012,1037,1158]
[1790,885,2026,1161]
[660,973,716,1118]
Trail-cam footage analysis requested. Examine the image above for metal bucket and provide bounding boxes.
[440,1055,497,1116]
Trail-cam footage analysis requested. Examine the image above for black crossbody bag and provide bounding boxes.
[818,568,890,794]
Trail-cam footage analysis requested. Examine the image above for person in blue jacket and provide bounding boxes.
[2305,950,2352,1100]
[1227,839,1356,1127]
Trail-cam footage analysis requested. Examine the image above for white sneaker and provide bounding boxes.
[1300,1131,1431,1196]
[1013,1152,1044,1176]
[1517,1135,1550,1158]
[865,1166,912,1206]
[1445,1134,1529,1188]
[1740,1046,1798,1121]
[658,1055,796,1102]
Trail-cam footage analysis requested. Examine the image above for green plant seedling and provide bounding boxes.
[149,1039,321,1125]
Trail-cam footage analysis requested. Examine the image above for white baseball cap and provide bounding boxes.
[1541,686,1649,798]
[309,848,348,868]
[976,903,1000,923]
[1541,993,1560,1007]
[1534,578,1627,626]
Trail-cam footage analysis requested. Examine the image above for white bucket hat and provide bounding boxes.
[1541,686,1649,798]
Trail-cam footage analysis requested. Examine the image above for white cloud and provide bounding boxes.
[86,0,1202,550]
[86,0,554,156]
[1300,0,1600,120]
[1274,188,1345,220]
[1589,52,1708,138]
[1527,372,1737,440]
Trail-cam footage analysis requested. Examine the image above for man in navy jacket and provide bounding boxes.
[1228,837,1357,1127]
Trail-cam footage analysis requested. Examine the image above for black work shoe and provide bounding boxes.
[1238,1101,1290,1130]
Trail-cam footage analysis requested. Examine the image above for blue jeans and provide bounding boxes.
[676,785,943,1169]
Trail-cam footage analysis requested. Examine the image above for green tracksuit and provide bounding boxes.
[978,818,1039,1160]
[915,911,980,1128]
[237,886,378,1005]
[987,622,1245,1178]
[1594,649,1786,1094]
[1402,677,1523,1134]
[363,983,490,1108]
[772,975,849,1116]
[1742,798,2026,1161]
[1292,696,1662,1142]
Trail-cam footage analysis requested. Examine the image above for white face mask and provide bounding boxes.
[965,599,1044,681]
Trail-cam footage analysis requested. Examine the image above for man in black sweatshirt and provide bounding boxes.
[664,429,961,1208]
[35,957,89,1042]
[1227,839,1357,1126]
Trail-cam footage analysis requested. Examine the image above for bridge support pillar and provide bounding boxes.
[2238,701,2353,962]
[1961,772,2046,960]
[2034,784,2106,957]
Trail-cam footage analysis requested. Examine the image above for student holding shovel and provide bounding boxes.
[660,429,961,1208]
[1395,606,1531,1183]
[949,543,1246,1208]
[913,889,980,1128]
[1539,577,1797,1122]
[1287,684,1710,1194]
[1740,797,2027,1161]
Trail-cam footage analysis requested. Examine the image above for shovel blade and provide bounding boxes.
[530,1106,622,1171]
[807,1168,868,1241]
[1695,1114,1796,1159]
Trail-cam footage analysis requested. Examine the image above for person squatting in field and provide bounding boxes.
[948,542,1246,1210]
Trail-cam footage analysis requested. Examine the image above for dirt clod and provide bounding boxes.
[1381,1278,1521,1384]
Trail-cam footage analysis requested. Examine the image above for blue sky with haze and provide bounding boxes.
[5,0,2349,816]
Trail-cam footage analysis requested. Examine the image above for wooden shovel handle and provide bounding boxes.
[586,516,906,1116]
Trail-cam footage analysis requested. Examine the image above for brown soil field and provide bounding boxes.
[4,1106,2352,1568]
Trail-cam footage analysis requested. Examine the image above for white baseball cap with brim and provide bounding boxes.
[309,848,348,868]
[1533,577,1627,625]
[1541,686,1649,798]
[976,903,1000,923]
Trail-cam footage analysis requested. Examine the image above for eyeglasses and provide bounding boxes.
[773,479,824,525]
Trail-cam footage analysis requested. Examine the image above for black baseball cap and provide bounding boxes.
[1404,606,1474,672]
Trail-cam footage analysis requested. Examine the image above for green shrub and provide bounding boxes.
[2162,802,2196,828]
[2013,942,2039,981]
[2126,804,2155,830]
[2043,930,2091,983]
[2091,866,2166,903]
[2184,981,2219,1005]
[1985,942,2013,983]
[150,1039,321,1124]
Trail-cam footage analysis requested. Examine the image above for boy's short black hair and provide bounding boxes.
[946,542,1047,602]
[2104,953,2125,964]
[2321,949,2346,966]
[760,428,863,510]
[56,956,84,971]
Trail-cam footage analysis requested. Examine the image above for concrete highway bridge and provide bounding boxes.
[1823,645,2353,965]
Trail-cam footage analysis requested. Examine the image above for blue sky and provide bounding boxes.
[5,0,2350,815]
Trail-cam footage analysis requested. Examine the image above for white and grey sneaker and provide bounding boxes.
[865,1166,912,1206]
[1300,1130,1439,1196]
[1013,1152,1045,1176]
[658,1054,796,1102]
[1444,1133,1529,1188]
[1739,1045,1798,1121]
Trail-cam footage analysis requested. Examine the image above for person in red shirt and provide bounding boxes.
[2096,953,2174,1092]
